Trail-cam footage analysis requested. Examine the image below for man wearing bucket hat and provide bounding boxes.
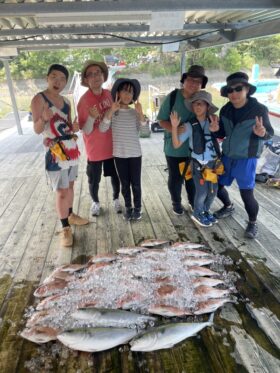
[100,78,146,221]
[171,91,221,227]
[77,60,121,217]
[157,65,208,215]
[210,71,274,239]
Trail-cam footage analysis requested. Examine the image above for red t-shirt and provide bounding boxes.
[77,89,113,161]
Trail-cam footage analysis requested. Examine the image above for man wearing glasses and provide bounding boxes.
[209,72,274,239]
[77,60,121,217]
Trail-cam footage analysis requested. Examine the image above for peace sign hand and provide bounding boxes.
[209,114,220,132]
[111,93,121,113]
[134,100,143,115]
[253,116,266,137]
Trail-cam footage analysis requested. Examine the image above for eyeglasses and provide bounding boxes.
[227,85,244,94]
[86,71,103,78]
[186,77,203,85]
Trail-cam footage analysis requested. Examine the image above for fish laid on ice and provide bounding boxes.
[57,327,138,352]
[117,247,146,255]
[88,254,118,264]
[188,266,220,277]
[170,242,205,250]
[192,277,224,288]
[181,249,212,258]
[130,313,214,351]
[140,239,171,248]
[194,298,231,315]
[184,258,214,267]
[148,305,192,317]
[43,263,89,283]
[33,279,68,298]
[20,326,59,344]
[194,285,230,301]
[71,308,156,328]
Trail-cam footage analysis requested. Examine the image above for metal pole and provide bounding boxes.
[3,59,23,135]
[180,49,186,76]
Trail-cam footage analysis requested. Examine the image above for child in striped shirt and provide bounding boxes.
[100,78,146,221]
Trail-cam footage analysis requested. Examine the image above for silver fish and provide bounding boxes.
[71,308,156,328]
[130,313,214,351]
[57,327,138,352]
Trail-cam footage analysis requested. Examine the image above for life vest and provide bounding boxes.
[189,117,221,158]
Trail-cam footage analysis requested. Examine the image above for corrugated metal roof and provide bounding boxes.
[0,0,279,55]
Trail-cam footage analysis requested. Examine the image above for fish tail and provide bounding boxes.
[208,312,215,324]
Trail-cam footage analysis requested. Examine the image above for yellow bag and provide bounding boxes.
[179,162,192,180]
[202,160,224,183]
[50,143,68,161]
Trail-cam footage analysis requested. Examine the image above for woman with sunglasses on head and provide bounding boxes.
[209,72,274,239]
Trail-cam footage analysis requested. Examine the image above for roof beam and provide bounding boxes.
[1,0,279,15]
[0,21,262,38]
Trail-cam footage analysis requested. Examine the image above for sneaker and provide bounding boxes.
[244,221,258,239]
[60,226,73,247]
[172,205,184,216]
[91,202,100,216]
[204,211,218,224]
[213,204,234,219]
[113,198,122,214]
[132,208,142,221]
[68,213,89,226]
[191,213,212,227]
[123,208,133,221]
[188,203,193,212]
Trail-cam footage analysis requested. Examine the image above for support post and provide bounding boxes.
[3,59,23,135]
[180,49,186,76]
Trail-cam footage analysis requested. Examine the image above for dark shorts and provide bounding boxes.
[218,155,257,189]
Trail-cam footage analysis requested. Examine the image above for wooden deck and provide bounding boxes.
[0,120,279,373]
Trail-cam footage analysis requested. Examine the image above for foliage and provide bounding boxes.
[0,35,279,80]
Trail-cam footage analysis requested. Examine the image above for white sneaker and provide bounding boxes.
[91,202,100,216]
[113,198,122,213]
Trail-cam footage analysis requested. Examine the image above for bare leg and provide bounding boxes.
[56,188,70,219]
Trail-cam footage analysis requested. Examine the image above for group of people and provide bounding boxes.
[31,61,274,248]
[158,65,274,238]
[31,61,146,247]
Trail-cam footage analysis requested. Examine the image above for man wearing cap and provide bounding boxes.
[157,65,207,215]
[77,60,121,216]
[210,72,274,239]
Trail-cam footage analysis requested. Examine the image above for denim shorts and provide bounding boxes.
[218,155,257,189]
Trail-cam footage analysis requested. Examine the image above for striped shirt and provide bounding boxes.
[100,108,144,158]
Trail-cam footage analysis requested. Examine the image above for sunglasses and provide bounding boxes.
[227,85,245,94]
